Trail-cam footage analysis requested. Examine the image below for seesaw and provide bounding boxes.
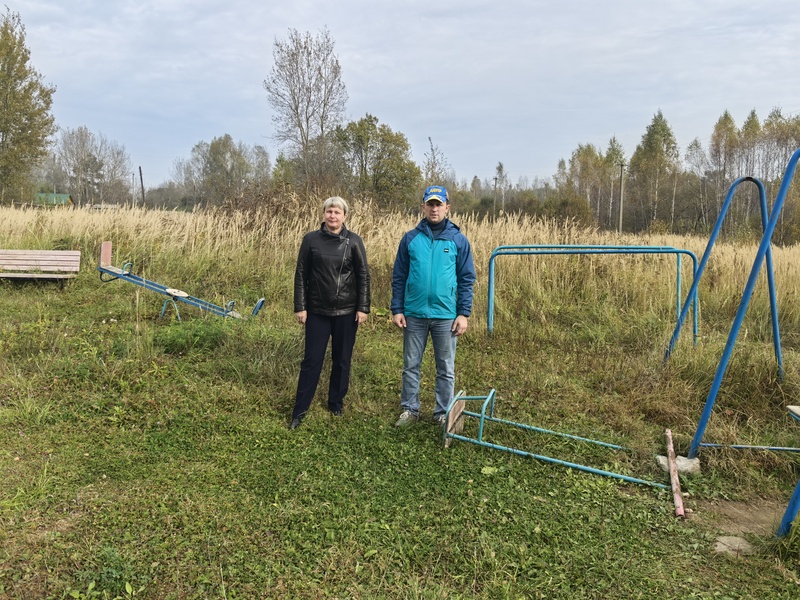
[97,241,264,320]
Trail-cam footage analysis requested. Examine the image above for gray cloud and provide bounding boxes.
[13,0,800,185]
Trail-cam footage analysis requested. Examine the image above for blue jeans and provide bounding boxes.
[401,316,457,417]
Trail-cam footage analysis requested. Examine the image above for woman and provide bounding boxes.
[290,196,370,429]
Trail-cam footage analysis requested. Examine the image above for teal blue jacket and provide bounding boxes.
[391,218,476,319]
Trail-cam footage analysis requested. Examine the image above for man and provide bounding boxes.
[391,185,476,426]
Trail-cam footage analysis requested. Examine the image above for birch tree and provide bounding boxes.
[628,111,679,231]
[53,126,131,205]
[263,28,347,190]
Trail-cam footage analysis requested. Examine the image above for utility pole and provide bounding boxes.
[492,176,498,220]
[138,166,146,207]
[618,161,626,235]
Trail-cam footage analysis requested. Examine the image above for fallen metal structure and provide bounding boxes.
[442,389,668,491]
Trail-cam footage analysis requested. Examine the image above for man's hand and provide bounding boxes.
[452,315,468,336]
[295,310,307,325]
[355,311,368,324]
[392,313,407,328]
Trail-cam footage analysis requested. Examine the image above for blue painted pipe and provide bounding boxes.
[462,411,628,450]
[665,177,782,377]
[488,245,698,345]
[700,443,800,453]
[777,479,800,537]
[447,433,668,490]
[443,389,667,490]
[688,149,800,458]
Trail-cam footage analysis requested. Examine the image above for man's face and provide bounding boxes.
[422,200,449,224]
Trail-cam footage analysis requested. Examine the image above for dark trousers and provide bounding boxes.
[292,311,358,419]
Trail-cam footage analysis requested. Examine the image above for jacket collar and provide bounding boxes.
[319,222,349,239]
[417,218,457,238]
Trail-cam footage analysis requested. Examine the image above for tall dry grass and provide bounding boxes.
[2,202,800,341]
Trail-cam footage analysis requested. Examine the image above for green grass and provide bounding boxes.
[2,210,800,598]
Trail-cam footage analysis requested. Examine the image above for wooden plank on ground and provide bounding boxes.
[444,397,466,449]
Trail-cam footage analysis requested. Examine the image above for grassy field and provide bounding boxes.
[2,202,800,599]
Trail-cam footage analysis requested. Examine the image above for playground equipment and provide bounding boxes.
[476,149,800,535]
[442,389,669,491]
[680,157,799,460]
[478,245,700,502]
[97,241,264,321]
[777,407,800,537]
[661,149,800,538]
[664,177,782,372]
[487,244,699,346]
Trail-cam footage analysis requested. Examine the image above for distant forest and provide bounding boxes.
[4,16,798,243]
[36,107,800,243]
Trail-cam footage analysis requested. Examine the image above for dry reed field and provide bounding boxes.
[2,201,800,331]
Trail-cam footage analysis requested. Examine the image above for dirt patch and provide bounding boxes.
[689,498,786,537]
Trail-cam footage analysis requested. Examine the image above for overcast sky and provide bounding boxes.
[11,0,800,188]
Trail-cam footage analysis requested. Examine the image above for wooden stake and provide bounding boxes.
[665,429,685,518]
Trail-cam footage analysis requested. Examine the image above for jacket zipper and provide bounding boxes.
[335,235,349,310]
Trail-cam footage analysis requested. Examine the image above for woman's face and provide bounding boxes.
[324,205,346,233]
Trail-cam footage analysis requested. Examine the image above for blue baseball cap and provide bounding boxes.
[422,185,449,204]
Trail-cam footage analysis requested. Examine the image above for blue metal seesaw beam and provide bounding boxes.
[96,241,264,321]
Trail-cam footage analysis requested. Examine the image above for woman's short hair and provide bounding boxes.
[322,196,349,215]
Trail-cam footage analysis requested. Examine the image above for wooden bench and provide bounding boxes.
[0,249,81,284]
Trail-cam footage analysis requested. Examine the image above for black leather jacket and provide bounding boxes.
[294,223,370,317]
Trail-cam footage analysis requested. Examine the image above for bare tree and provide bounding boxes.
[51,126,131,205]
[263,27,347,189]
[494,161,508,215]
[422,137,456,199]
[685,138,711,230]
[172,135,271,207]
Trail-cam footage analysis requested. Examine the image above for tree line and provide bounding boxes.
[555,108,800,242]
[2,13,800,242]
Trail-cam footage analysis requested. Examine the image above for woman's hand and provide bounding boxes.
[355,311,368,324]
[295,310,307,325]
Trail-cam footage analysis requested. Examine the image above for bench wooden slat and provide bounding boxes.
[0,272,76,279]
[0,250,81,257]
[0,249,81,279]
[0,261,80,272]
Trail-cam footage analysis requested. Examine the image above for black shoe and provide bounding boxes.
[290,417,302,430]
[332,409,342,416]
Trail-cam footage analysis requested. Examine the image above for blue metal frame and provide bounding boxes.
[487,245,699,345]
[777,480,800,538]
[777,408,800,537]
[98,261,265,321]
[443,390,668,490]
[687,150,800,460]
[665,177,782,372]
